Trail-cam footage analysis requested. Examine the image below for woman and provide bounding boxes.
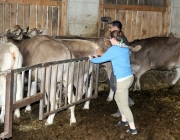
[89,30,137,134]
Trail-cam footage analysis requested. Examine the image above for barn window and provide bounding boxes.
[104,0,167,7]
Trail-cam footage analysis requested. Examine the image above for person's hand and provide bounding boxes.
[88,55,93,60]
[96,48,103,56]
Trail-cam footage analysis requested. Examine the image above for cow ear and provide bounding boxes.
[130,45,142,52]
[104,38,111,48]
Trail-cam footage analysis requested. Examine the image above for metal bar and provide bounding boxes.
[75,61,80,102]
[12,57,89,73]
[64,63,70,105]
[21,71,25,99]
[69,62,75,103]
[80,60,85,100]
[13,73,17,103]
[85,60,90,98]
[95,64,100,97]
[34,68,38,95]
[47,66,52,112]
[53,65,58,110]
[39,67,45,120]
[27,69,32,97]
[58,64,64,108]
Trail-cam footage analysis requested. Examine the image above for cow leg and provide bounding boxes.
[104,63,114,101]
[133,66,150,91]
[14,74,23,118]
[170,68,180,87]
[107,89,114,102]
[83,75,93,109]
[67,83,76,125]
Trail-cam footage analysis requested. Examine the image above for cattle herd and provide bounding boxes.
[0,25,180,127]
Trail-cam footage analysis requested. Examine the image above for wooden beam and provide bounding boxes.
[60,0,67,35]
[0,0,62,6]
[103,4,166,12]
[98,0,103,37]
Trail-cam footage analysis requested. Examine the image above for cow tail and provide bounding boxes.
[9,43,23,69]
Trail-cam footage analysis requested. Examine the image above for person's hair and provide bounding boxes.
[110,20,122,31]
[110,30,124,42]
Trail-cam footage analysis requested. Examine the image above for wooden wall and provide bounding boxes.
[98,0,171,42]
[0,0,67,36]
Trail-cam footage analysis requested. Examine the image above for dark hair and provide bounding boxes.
[110,30,124,42]
[109,20,122,30]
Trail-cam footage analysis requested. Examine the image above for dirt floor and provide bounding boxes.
[1,79,179,140]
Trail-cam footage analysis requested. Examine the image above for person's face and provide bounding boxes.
[109,25,118,32]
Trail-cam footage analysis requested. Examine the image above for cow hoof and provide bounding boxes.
[14,110,20,118]
[70,121,76,126]
[83,107,89,110]
[106,98,113,102]
[45,120,53,126]
[70,118,76,125]
[25,105,32,113]
[0,117,4,123]
[168,85,174,89]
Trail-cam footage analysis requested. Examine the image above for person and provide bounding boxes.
[89,30,137,134]
[100,20,135,117]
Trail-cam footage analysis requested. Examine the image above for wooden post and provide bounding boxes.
[98,0,103,37]
[60,0,67,36]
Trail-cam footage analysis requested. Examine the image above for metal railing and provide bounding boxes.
[0,57,99,139]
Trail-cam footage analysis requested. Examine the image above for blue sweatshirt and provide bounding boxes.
[90,44,132,79]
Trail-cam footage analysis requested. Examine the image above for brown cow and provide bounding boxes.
[130,36,180,91]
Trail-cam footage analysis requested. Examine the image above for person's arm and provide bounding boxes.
[90,47,117,63]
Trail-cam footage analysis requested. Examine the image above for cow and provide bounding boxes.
[0,41,23,123]
[129,36,180,91]
[2,28,105,126]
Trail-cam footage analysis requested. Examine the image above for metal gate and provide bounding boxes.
[0,57,99,139]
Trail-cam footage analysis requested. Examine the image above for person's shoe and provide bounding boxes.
[111,110,121,117]
[126,128,137,134]
[115,121,128,126]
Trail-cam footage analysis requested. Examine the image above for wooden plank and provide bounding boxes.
[149,11,157,37]
[131,10,137,41]
[103,4,166,12]
[116,10,126,34]
[60,0,67,35]
[125,10,132,41]
[0,3,3,33]
[141,11,148,39]
[42,6,48,34]
[52,7,58,36]
[98,0,103,37]
[4,3,10,31]
[24,4,30,28]
[156,12,162,36]
[0,0,62,6]
[17,4,24,28]
[163,0,170,35]
[29,5,37,29]
[47,6,52,36]
[136,11,143,39]
[37,5,43,29]
[11,4,17,28]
